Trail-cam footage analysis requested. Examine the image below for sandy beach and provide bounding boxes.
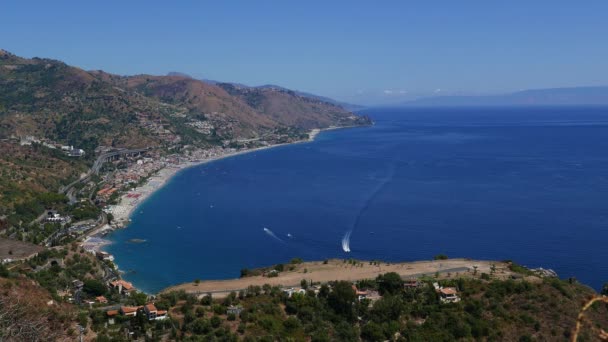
[105,127,342,229]
[163,259,516,297]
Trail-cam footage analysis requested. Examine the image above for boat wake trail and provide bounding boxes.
[341,230,352,252]
[263,227,286,244]
[342,165,396,253]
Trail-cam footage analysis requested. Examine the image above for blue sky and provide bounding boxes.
[1,1,607,105]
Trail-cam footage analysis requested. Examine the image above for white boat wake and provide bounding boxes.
[342,230,352,252]
[263,227,286,243]
[341,164,396,253]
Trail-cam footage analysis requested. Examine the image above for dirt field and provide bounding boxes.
[163,258,514,297]
[0,237,43,260]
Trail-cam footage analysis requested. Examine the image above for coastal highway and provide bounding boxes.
[59,147,152,202]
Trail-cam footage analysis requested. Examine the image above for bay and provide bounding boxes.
[107,106,608,293]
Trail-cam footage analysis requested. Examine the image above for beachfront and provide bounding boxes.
[104,127,332,229]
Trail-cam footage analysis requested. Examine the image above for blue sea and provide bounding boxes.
[107,106,608,293]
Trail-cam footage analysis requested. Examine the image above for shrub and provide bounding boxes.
[290,257,303,264]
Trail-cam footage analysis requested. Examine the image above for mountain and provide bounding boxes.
[166,71,193,79]
[0,49,370,209]
[0,50,370,146]
[173,73,365,112]
[255,84,366,111]
[215,82,365,129]
[401,86,608,106]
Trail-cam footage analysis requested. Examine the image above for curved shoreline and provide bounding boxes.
[107,125,360,228]
[90,125,364,289]
[109,128,329,226]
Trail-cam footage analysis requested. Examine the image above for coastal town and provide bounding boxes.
[0,122,596,340]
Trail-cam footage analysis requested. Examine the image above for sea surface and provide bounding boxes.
[107,106,608,293]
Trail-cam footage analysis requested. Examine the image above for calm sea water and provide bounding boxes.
[107,106,608,293]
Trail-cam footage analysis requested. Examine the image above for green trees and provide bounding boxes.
[0,264,9,278]
[370,295,404,322]
[361,321,385,341]
[200,293,212,305]
[290,257,303,264]
[376,272,403,296]
[327,281,356,320]
[68,202,100,221]
[83,279,106,296]
[130,291,149,306]
[602,282,608,296]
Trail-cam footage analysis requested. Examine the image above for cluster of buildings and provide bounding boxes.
[18,135,85,157]
[109,279,135,295]
[61,145,85,157]
[199,111,237,139]
[187,119,214,135]
[135,112,181,145]
[282,283,383,304]
[45,210,68,223]
[278,278,461,306]
[96,187,118,202]
[106,303,168,321]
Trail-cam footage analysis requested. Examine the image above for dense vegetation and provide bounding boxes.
[0,142,88,211]
[1,248,607,341]
[89,273,607,341]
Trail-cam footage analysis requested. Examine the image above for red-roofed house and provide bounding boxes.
[438,287,460,303]
[106,310,119,317]
[352,284,381,302]
[120,306,139,317]
[95,296,108,304]
[110,280,135,294]
[144,303,168,320]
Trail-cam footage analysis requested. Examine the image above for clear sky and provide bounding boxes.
[1,1,607,105]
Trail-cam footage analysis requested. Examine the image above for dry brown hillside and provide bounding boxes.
[0,277,78,341]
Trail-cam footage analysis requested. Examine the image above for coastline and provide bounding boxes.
[107,127,328,227]
[88,125,360,259]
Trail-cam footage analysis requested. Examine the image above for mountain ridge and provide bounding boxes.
[167,72,365,111]
[0,50,370,149]
[0,50,370,209]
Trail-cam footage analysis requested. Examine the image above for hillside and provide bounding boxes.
[2,256,606,341]
[0,276,78,341]
[156,274,608,341]
[0,49,369,146]
[0,49,370,211]
[0,50,171,149]
[6,257,598,342]
[217,82,367,129]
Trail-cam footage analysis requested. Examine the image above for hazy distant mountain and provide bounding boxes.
[166,71,193,79]
[401,86,608,106]
[255,84,366,111]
